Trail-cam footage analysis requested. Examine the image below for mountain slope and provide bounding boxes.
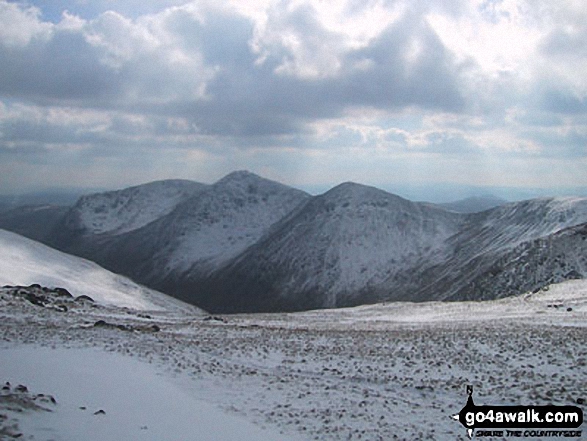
[5,172,587,314]
[444,221,587,301]
[192,194,587,312]
[0,229,200,313]
[401,197,587,302]
[0,205,70,243]
[54,171,311,294]
[158,170,312,275]
[60,179,206,236]
[189,183,464,312]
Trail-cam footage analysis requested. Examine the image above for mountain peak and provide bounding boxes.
[66,179,206,236]
[214,171,309,199]
[216,170,262,185]
[321,181,410,207]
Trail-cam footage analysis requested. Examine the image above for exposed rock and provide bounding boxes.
[203,316,227,323]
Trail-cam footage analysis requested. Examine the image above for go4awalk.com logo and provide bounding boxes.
[451,386,583,439]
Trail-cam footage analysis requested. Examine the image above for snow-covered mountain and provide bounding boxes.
[402,197,587,302]
[0,229,199,313]
[61,179,206,236]
[192,182,465,312]
[3,171,587,313]
[434,221,587,301]
[50,171,311,295]
[193,194,587,312]
[155,170,311,275]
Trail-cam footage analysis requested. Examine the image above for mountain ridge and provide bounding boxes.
[187,182,465,312]
[1,171,587,313]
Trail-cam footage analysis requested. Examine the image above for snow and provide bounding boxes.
[270,279,587,329]
[42,175,587,311]
[1,179,586,439]
[1,277,585,440]
[0,229,197,313]
[1,347,299,441]
[471,196,587,254]
[163,171,310,273]
[220,182,464,308]
[73,180,205,235]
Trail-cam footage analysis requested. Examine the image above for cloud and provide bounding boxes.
[0,0,587,193]
[177,5,466,137]
[539,88,587,115]
[340,11,464,111]
[0,1,51,47]
[0,4,215,106]
[0,1,466,134]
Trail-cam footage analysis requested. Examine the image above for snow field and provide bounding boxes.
[1,346,299,441]
[1,280,586,440]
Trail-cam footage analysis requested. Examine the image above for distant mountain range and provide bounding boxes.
[1,171,586,313]
[439,195,507,213]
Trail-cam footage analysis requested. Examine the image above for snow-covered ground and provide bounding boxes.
[0,229,200,313]
[1,347,296,441]
[245,279,587,329]
[1,279,586,440]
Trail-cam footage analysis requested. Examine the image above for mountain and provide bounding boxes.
[47,178,208,264]
[59,179,206,237]
[2,171,587,313]
[192,194,587,312]
[439,195,507,213]
[454,221,587,300]
[401,197,587,302]
[0,180,207,248]
[189,183,465,312]
[50,171,311,294]
[0,229,200,313]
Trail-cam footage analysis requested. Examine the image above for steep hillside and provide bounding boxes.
[0,229,199,313]
[445,221,587,301]
[401,197,587,302]
[61,179,206,236]
[189,183,464,312]
[5,171,586,314]
[58,171,311,291]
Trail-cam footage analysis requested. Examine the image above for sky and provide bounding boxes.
[0,0,586,201]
